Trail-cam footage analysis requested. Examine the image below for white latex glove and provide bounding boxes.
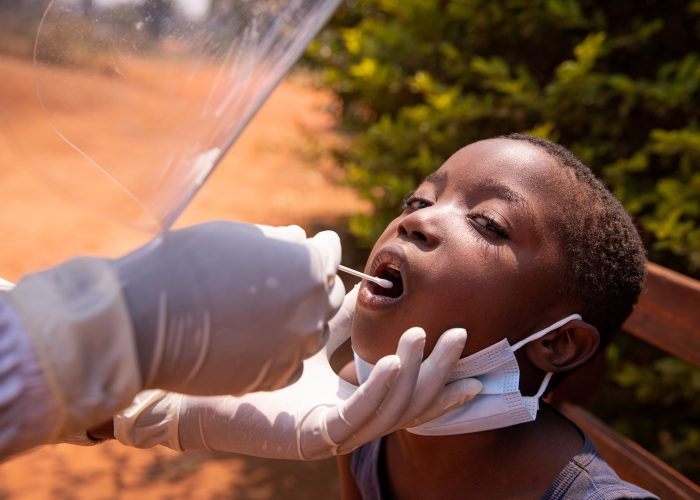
[117,221,345,396]
[4,221,343,443]
[114,286,482,459]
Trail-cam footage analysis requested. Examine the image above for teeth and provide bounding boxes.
[386,263,400,271]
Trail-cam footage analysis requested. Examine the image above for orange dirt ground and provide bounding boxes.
[0,54,368,498]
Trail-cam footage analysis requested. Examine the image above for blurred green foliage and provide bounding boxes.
[0,3,133,67]
[306,0,700,482]
[307,0,700,277]
[592,334,700,481]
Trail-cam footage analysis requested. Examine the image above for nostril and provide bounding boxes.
[412,230,428,242]
[398,222,430,243]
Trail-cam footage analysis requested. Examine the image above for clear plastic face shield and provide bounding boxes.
[9,0,340,233]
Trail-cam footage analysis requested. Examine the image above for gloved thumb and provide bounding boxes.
[327,284,359,350]
[407,378,483,427]
[306,231,344,319]
[308,230,342,285]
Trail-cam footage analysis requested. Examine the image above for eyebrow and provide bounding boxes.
[422,170,448,189]
[474,178,534,215]
[420,171,534,216]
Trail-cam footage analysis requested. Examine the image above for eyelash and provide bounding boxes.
[401,193,430,211]
[401,194,510,239]
[469,212,510,239]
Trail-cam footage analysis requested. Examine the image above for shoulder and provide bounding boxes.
[543,435,659,500]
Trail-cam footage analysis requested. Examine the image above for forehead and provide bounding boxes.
[436,138,564,193]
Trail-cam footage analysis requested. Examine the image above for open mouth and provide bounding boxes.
[357,245,409,311]
[369,262,404,298]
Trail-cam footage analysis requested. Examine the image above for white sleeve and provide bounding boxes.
[3,259,142,451]
[0,295,59,460]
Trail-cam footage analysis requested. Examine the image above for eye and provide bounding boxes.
[402,193,432,212]
[469,212,510,239]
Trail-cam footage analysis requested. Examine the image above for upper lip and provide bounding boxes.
[368,243,409,279]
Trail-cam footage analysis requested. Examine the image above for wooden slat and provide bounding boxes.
[554,264,700,499]
[559,403,700,499]
[623,262,700,368]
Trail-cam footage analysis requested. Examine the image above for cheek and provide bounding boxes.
[351,252,513,362]
[350,229,545,361]
[351,310,403,363]
[350,289,451,363]
[412,252,526,354]
[350,274,476,363]
[350,286,480,363]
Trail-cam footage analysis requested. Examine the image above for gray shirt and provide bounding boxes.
[351,431,659,499]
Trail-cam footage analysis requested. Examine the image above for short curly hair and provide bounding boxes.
[502,133,647,344]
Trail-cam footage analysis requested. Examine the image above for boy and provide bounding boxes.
[108,134,655,499]
[338,134,655,499]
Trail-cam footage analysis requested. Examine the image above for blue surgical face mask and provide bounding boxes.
[354,314,581,436]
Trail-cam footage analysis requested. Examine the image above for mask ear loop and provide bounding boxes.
[522,371,553,415]
[510,314,581,398]
[533,371,554,399]
[510,314,582,352]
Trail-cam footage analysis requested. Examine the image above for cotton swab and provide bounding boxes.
[338,265,393,289]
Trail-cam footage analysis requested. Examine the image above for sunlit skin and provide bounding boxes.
[352,138,580,366]
[340,138,598,500]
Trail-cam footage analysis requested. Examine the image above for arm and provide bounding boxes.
[114,288,482,460]
[337,453,363,500]
[2,221,344,458]
[0,295,60,460]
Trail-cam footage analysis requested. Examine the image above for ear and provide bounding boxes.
[525,319,600,372]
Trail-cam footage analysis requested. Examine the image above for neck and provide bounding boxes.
[384,404,584,499]
[392,409,547,469]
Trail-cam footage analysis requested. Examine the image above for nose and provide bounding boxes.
[397,206,443,247]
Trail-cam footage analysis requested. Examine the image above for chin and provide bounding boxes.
[350,308,407,364]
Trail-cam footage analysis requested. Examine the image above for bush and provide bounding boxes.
[307,0,700,278]
[591,335,700,481]
[306,0,700,482]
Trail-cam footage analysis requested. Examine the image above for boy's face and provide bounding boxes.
[352,138,578,363]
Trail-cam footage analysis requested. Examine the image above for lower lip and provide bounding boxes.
[357,282,405,311]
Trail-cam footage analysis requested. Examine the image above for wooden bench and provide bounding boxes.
[551,262,700,499]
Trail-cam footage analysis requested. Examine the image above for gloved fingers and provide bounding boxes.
[255,224,307,242]
[306,231,342,288]
[375,327,426,417]
[405,378,482,428]
[245,346,308,393]
[283,363,305,387]
[275,321,333,385]
[324,355,401,448]
[311,230,342,265]
[301,324,330,360]
[398,328,467,425]
[326,284,359,352]
[114,390,184,450]
[333,327,425,451]
[327,275,346,318]
[297,277,343,362]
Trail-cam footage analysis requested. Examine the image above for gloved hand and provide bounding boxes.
[4,221,344,444]
[114,287,482,459]
[119,221,345,395]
